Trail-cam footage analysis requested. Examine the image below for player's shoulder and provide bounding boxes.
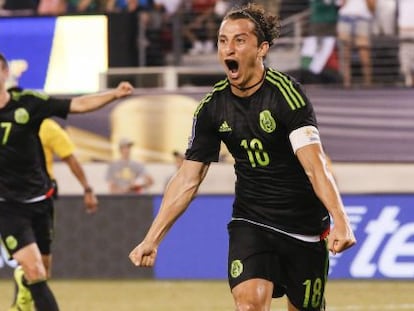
[195,78,229,115]
[265,67,302,90]
[8,87,49,102]
[203,78,229,102]
[264,68,309,111]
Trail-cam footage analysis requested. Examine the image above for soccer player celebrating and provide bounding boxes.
[0,52,133,311]
[129,3,355,311]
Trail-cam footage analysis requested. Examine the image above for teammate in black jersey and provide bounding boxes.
[129,3,356,311]
[0,52,133,311]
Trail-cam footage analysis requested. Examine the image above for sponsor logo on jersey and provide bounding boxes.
[219,121,232,132]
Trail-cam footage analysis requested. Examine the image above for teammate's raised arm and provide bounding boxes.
[70,81,133,113]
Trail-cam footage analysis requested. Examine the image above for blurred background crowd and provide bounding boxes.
[1,0,413,88]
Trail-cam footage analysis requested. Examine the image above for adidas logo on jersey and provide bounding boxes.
[219,121,232,132]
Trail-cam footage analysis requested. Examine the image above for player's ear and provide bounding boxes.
[258,41,269,58]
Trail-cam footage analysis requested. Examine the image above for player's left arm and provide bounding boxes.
[292,129,356,254]
[281,80,355,253]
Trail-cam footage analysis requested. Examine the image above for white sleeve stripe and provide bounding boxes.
[289,126,321,154]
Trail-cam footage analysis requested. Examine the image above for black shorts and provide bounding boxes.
[228,221,329,311]
[0,198,55,258]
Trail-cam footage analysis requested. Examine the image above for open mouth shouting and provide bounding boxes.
[225,59,240,80]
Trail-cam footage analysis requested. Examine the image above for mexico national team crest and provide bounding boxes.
[14,108,30,124]
[230,259,243,278]
[259,110,276,133]
[5,235,18,250]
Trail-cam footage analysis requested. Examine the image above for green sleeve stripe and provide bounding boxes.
[273,70,306,108]
[265,74,297,110]
[213,78,228,89]
[194,95,210,116]
[269,71,304,110]
[267,69,306,110]
[194,79,228,117]
[269,69,306,107]
[11,90,49,101]
[21,90,49,100]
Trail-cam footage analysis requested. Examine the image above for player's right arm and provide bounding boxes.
[129,159,209,267]
[69,81,133,113]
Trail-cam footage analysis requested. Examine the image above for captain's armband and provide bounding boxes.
[289,126,321,154]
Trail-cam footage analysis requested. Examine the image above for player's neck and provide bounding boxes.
[230,69,265,98]
[0,89,10,109]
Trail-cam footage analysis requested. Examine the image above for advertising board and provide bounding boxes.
[0,16,107,94]
[155,194,414,280]
[1,195,413,280]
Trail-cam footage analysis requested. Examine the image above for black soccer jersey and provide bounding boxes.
[0,89,71,202]
[186,68,329,236]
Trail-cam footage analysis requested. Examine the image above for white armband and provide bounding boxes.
[289,126,321,154]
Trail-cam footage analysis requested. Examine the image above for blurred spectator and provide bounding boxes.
[372,0,396,36]
[105,0,154,13]
[37,0,67,15]
[105,0,128,12]
[106,138,154,194]
[213,0,252,17]
[154,0,182,16]
[214,0,229,17]
[0,0,37,16]
[66,0,101,14]
[337,0,376,87]
[255,0,280,16]
[149,0,182,56]
[279,0,308,19]
[106,0,165,66]
[398,0,414,87]
[300,0,341,84]
[183,0,220,55]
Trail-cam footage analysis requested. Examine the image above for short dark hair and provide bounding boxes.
[223,3,280,47]
[0,52,8,69]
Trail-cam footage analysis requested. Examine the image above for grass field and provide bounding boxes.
[1,280,414,310]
